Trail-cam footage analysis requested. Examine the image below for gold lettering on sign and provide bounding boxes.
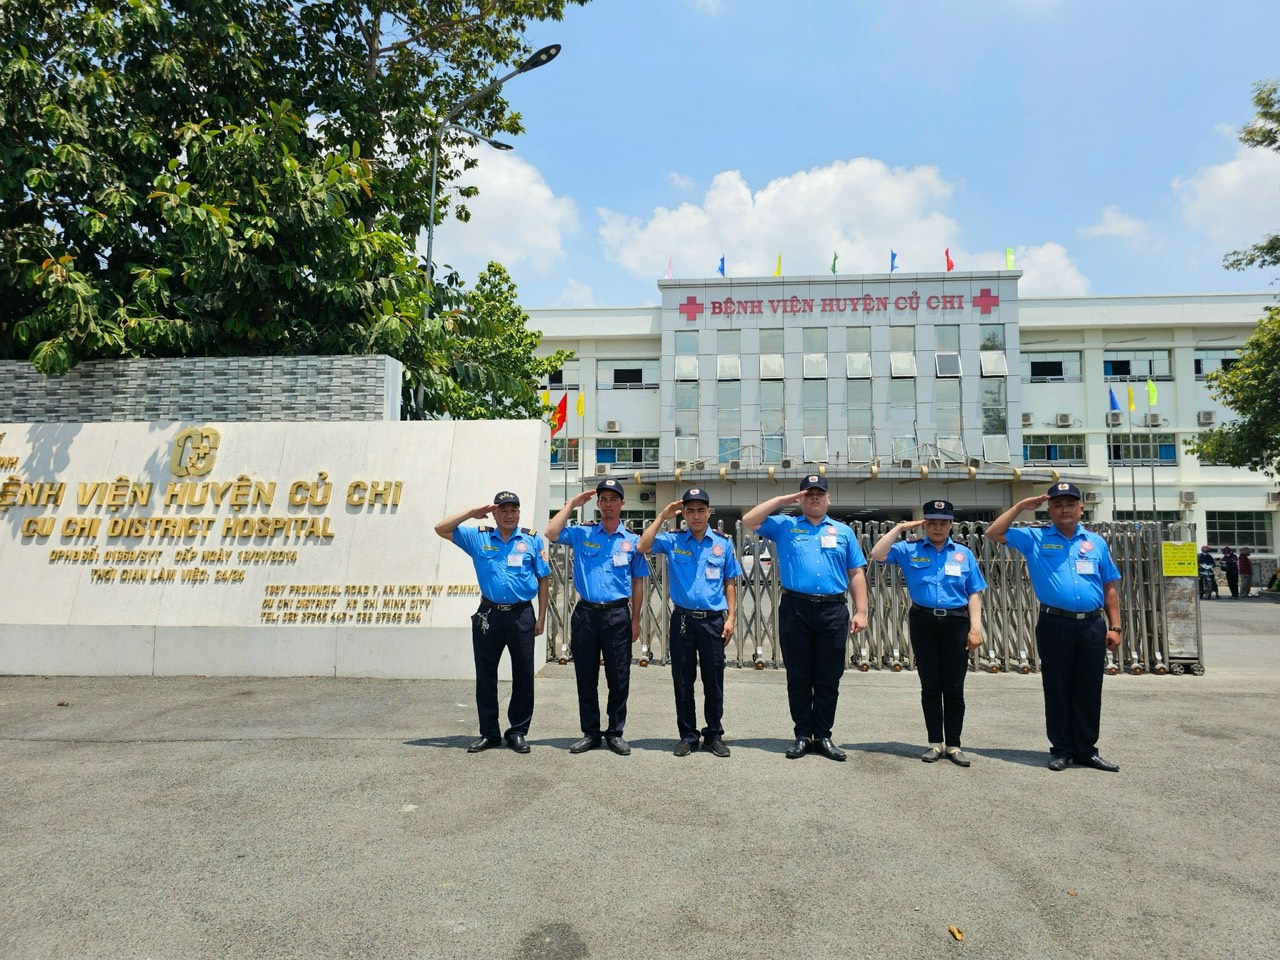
[170,426,221,477]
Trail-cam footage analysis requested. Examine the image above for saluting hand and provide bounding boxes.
[778,491,806,506]
[899,519,927,532]
[658,500,683,521]
[1019,494,1050,512]
[568,490,596,509]
[470,504,495,519]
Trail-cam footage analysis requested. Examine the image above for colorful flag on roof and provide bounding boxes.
[890,250,898,272]
[945,248,954,271]
[1108,388,1121,412]
[1146,379,1157,406]
[1005,247,1015,269]
[831,252,838,275]
[717,256,725,277]
[550,394,568,436]
[665,256,672,280]
[1127,385,1135,412]
[577,393,585,417]
[774,253,782,277]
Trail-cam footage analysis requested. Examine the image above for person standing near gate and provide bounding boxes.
[545,478,650,756]
[871,500,986,767]
[1221,546,1240,599]
[743,475,868,761]
[985,482,1122,773]
[637,488,741,758]
[1238,548,1254,598]
[434,491,549,754]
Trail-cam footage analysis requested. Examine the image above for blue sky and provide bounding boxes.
[428,0,1280,309]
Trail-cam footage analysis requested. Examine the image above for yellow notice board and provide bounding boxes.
[1161,542,1199,577]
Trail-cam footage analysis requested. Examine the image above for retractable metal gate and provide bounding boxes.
[544,520,1200,676]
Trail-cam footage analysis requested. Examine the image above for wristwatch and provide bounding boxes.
[1107,624,1122,634]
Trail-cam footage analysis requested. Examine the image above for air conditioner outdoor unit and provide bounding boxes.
[594,464,609,476]
[1083,491,1102,504]
[899,459,913,469]
[1143,413,1162,427]
[1106,411,1123,427]
[1268,491,1280,506]
[928,457,943,469]
[728,459,741,470]
[780,458,793,469]
[1021,412,1035,427]
[1197,410,1216,426]
[605,420,621,433]
[675,460,688,469]
[1179,490,1198,504]
[692,459,706,470]
[639,491,654,502]
[1055,413,1073,428]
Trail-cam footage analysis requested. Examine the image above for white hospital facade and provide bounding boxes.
[529,271,1277,554]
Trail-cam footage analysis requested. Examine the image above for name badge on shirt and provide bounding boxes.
[613,553,630,567]
[507,554,524,567]
[1076,559,1095,574]
[706,564,722,580]
[821,535,838,548]
[944,563,963,576]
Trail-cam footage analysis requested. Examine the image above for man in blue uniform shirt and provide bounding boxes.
[871,499,987,767]
[545,478,651,756]
[743,475,868,761]
[985,482,1123,773]
[637,488,742,758]
[434,491,550,754]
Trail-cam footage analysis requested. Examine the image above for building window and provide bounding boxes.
[935,325,962,377]
[846,379,872,435]
[596,438,659,469]
[845,327,871,379]
[934,380,962,435]
[980,324,1005,350]
[1206,511,1271,550]
[889,378,915,421]
[674,382,698,438]
[550,437,579,469]
[847,435,874,462]
[981,379,1007,433]
[1021,351,1083,383]
[760,328,785,379]
[892,435,916,462]
[717,381,740,458]
[760,379,784,465]
[1108,433,1177,466]
[980,323,1008,377]
[1104,349,1172,381]
[1194,349,1240,380]
[983,435,1011,463]
[1023,434,1087,466]
[890,327,916,378]
[801,379,826,436]
[717,330,741,380]
[802,327,827,379]
[674,331,699,380]
[598,359,659,389]
[674,436,700,463]
[761,434,784,464]
[936,436,965,462]
[803,436,829,462]
[545,361,580,390]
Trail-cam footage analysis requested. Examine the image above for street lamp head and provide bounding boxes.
[518,44,561,73]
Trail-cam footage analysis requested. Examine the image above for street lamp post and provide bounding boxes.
[423,43,561,282]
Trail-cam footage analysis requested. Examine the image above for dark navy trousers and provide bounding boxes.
[1035,612,1106,759]
[778,595,849,740]
[908,608,970,747]
[471,602,535,740]
[668,610,726,743]
[570,603,632,738]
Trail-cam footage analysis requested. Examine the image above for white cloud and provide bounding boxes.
[599,159,966,279]
[425,150,579,277]
[554,278,596,308]
[667,171,696,190]
[1079,205,1148,240]
[1173,142,1280,248]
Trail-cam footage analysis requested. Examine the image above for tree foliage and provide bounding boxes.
[0,0,582,418]
[1187,80,1280,476]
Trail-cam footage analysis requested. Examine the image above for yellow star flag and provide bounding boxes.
[774,253,781,277]
[1146,379,1157,406]
[1127,384,1135,412]
[576,393,585,417]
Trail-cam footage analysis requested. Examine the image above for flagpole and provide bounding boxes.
[1127,381,1138,517]
[1108,417,1118,515]
[1147,386,1158,523]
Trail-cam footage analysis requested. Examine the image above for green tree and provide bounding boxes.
[1188,80,1280,476]
[0,0,582,418]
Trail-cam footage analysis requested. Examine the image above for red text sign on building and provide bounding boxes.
[684,289,1001,319]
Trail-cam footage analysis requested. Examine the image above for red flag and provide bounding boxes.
[945,248,954,271]
[550,394,568,436]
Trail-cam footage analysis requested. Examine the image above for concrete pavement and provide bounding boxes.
[2,598,1278,959]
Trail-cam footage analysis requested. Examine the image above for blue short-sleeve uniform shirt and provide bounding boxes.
[649,529,742,611]
[881,537,987,608]
[556,523,651,603]
[756,514,866,595]
[1004,524,1120,611]
[451,525,551,603]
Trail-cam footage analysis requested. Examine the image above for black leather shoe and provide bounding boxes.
[505,734,530,754]
[813,737,847,762]
[605,736,631,756]
[467,736,502,753]
[673,740,694,757]
[569,736,602,754]
[1047,756,1069,771]
[703,738,730,758]
[1075,754,1120,772]
[784,738,811,759]
[946,749,971,768]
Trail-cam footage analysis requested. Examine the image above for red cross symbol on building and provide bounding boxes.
[678,296,704,322]
[973,289,1000,315]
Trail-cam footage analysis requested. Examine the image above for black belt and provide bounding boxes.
[577,598,630,610]
[674,606,724,620]
[911,603,969,619]
[1039,605,1103,620]
[480,598,531,613]
[781,589,846,604]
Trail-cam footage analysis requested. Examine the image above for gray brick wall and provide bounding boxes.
[0,356,403,422]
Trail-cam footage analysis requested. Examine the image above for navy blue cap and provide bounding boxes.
[922,499,955,519]
[493,491,520,507]
[1047,482,1082,500]
[681,487,711,505]
[799,474,828,492]
[596,478,624,498]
